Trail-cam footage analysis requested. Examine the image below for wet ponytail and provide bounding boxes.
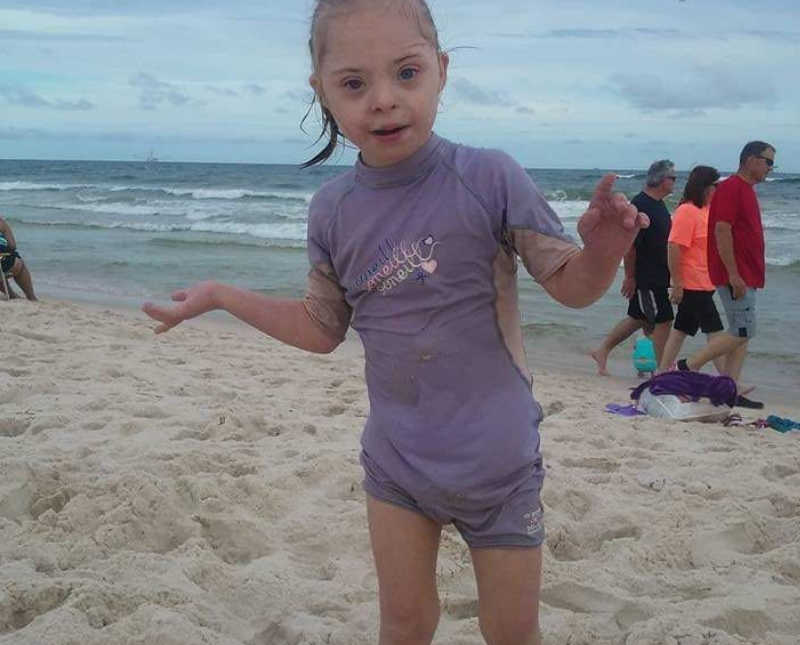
[300,101,343,168]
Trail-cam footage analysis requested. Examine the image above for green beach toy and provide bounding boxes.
[633,336,657,377]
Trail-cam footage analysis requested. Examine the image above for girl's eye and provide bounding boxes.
[343,79,363,90]
[399,68,417,81]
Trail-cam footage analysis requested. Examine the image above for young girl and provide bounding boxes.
[143,1,648,643]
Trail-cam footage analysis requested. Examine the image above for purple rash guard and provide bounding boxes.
[304,134,579,509]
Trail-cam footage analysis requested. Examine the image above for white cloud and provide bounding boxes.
[0,84,94,110]
[609,65,777,113]
[0,1,797,170]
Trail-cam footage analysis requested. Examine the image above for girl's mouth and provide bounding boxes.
[373,125,407,136]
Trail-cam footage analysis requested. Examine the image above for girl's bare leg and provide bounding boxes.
[367,496,442,645]
[471,546,543,645]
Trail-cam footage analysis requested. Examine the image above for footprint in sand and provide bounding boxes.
[767,492,800,518]
[442,596,479,620]
[542,582,655,629]
[1,582,72,632]
[30,489,71,519]
[541,581,627,613]
[547,516,641,562]
[0,367,30,377]
[322,404,346,416]
[192,515,273,565]
[543,400,566,417]
[703,519,787,556]
[542,488,594,521]
[701,607,774,641]
[560,456,620,473]
[761,461,800,482]
[0,417,30,437]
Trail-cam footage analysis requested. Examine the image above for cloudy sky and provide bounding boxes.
[1,0,798,171]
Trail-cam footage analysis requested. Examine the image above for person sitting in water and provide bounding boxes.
[0,215,38,301]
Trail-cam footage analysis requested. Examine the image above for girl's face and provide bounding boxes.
[310,7,448,168]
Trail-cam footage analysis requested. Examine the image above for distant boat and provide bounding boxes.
[145,150,159,163]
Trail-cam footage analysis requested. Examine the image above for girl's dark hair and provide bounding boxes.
[680,165,720,208]
[301,0,440,168]
[300,104,343,169]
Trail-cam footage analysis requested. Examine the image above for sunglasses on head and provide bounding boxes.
[757,155,774,167]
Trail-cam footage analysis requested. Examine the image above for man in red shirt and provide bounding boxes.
[677,141,775,408]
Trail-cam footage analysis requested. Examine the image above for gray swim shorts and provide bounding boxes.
[361,450,545,548]
[716,285,757,339]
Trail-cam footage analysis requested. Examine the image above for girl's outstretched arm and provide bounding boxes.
[541,173,649,308]
[142,281,342,354]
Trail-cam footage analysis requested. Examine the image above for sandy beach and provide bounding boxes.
[2,299,799,645]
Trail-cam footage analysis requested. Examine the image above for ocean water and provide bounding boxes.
[2,158,798,393]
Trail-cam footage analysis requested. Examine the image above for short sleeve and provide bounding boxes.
[627,193,644,252]
[304,191,352,343]
[491,152,579,283]
[668,204,696,248]
[709,180,738,225]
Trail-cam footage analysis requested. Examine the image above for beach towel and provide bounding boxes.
[605,403,646,417]
[766,415,800,433]
[630,371,737,407]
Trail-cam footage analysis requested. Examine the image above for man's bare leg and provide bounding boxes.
[722,339,749,384]
[706,331,727,374]
[649,321,672,367]
[591,316,642,375]
[658,328,686,373]
[685,332,747,373]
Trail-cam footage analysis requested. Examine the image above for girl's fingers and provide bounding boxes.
[576,207,601,239]
[142,303,179,326]
[589,173,617,209]
[611,192,629,210]
[172,290,188,302]
[155,322,174,334]
[623,204,640,229]
[141,302,163,320]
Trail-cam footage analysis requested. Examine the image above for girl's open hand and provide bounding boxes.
[577,174,649,261]
[142,280,220,334]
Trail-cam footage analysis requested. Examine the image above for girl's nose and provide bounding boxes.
[369,81,397,112]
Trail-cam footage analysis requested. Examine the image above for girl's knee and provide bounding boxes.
[479,613,540,645]
[380,598,439,644]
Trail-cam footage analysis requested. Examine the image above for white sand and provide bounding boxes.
[1,299,799,645]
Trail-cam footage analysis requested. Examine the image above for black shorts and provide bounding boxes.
[673,289,723,336]
[1,249,19,273]
[628,287,674,326]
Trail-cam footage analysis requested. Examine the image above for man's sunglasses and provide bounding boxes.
[757,155,774,167]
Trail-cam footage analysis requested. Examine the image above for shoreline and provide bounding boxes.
[15,286,800,408]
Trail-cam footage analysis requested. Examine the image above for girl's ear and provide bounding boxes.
[309,73,326,106]
[438,52,449,93]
